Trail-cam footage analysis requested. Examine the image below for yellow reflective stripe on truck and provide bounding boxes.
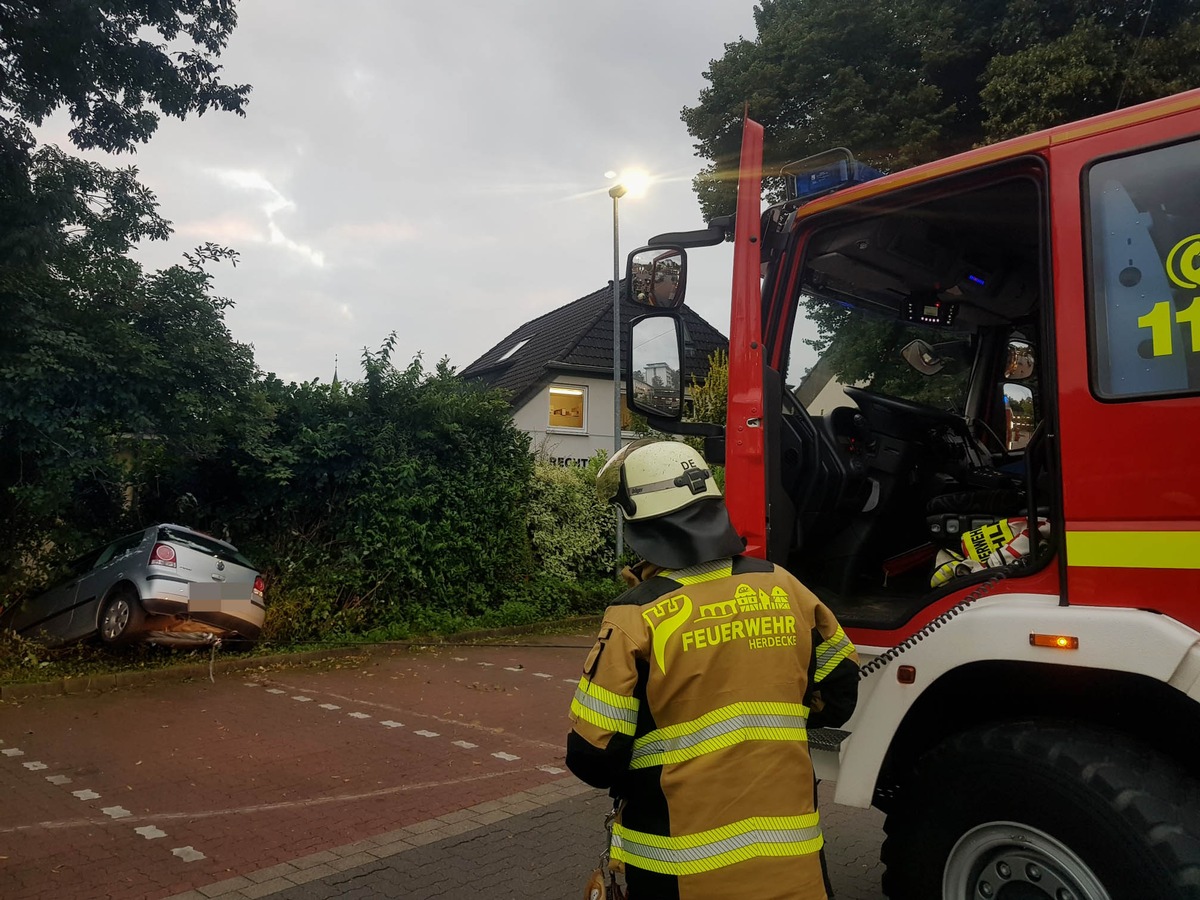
[1066,531,1200,569]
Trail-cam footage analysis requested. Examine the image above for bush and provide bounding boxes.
[186,340,536,643]
[527,453,616,583]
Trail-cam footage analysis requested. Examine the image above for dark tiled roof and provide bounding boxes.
[460,284,728,409]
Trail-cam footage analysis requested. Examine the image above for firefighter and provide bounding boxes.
[566,438,859,900]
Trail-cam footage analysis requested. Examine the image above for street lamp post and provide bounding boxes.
[609,182,627,562]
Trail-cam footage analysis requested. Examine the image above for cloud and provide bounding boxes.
[206,167,325,267]
[327,221,419,243]
[54,1,761,382]
[173,216,266,244]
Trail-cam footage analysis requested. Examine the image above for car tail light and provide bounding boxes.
[253,575,265,599]
[150,543,177,567]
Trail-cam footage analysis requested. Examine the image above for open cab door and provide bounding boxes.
[762,143,1060,638]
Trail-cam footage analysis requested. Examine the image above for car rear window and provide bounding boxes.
[157,527,257,570]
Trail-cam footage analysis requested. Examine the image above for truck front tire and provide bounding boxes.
[880,722,1200,900]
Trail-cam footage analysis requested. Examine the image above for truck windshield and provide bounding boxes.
[787,295,973,416]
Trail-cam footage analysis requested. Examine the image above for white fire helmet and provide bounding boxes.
[596,438,721,521]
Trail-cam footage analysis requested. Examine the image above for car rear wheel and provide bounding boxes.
[99,589,145,645]
[880,722,1200,899]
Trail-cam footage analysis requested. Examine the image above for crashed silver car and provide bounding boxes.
[1,524,265,647]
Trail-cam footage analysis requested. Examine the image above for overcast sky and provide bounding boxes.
[38,1,798,385]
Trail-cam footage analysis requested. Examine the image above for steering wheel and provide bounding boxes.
[844,386,964,427]
[843,386,970,441]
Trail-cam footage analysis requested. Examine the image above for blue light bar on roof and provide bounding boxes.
[783,149,884,202]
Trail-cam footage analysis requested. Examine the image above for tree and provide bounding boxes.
[0,158,259,588]
[0,1,249,155]
[683,0,1200,396]
[798,304,970,410]
[682,0,1200,221]
[688,349,728,427]
[0,2,252,590]
[0,2,251,266]
[981,9,1200,138]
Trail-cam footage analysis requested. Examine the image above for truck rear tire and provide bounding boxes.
[880,721,1200,900]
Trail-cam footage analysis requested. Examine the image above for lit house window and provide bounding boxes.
[548,386,586,431]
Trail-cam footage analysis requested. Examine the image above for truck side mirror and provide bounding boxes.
[627,314,684,420]
[1005,339,1035,380]
[625,245,687,309]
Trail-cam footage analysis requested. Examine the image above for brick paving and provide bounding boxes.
[1,636,887,900]
[161,781,884,899]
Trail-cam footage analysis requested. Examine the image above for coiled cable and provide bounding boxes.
[857,566,1018,680]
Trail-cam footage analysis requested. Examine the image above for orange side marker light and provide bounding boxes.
[1030,633,1079,650]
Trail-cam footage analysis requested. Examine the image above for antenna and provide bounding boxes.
[1115,0,1156,110]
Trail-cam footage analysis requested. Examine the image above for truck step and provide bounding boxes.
[808,727,851,753]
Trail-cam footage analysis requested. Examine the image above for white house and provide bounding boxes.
[461,284,728,466]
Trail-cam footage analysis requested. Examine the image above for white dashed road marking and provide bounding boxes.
[348,712,371,720]
[452,657,467,661]
[563,678,577,684]
[414,730,440,738]
[452,741,478,750]
[22,761,47,771]
[492,752,520,762]
[292,696,312,702]
[265,688,285,695]
[72,789,100,801]
[172,846,206,862]
[539,766,566,775]
[102,806,131,819]
[533,673,552,678]
[503,666,522,672]
[135,825,167,840]
[380,720,404,728]
[2,748,24,757]
[319,703,341,710]
[478,662,494,667]
[45,775,72,785]
[243,682,260,687]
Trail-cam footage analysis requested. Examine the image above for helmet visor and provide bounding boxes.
[595,438,658,511]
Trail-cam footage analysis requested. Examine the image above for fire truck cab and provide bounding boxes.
[624,90,1200,898]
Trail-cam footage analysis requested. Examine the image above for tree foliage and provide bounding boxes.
[0,0,250,156]
[0,151,257,589]
[179,342,538,643]
[799,304,971,410]
[0,2,256,591]
[683,0,1200,220]
[688,349,729,426]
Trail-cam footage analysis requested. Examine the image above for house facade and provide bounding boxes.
[461,284,728,465]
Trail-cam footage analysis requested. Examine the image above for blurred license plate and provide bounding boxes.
[190,583,254,612]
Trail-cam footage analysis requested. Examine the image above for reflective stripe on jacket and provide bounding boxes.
[566,555,858,900]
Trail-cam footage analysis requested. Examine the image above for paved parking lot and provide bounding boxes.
[0,635,885,899]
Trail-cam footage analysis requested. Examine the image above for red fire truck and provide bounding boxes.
[624,89,1200,898]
